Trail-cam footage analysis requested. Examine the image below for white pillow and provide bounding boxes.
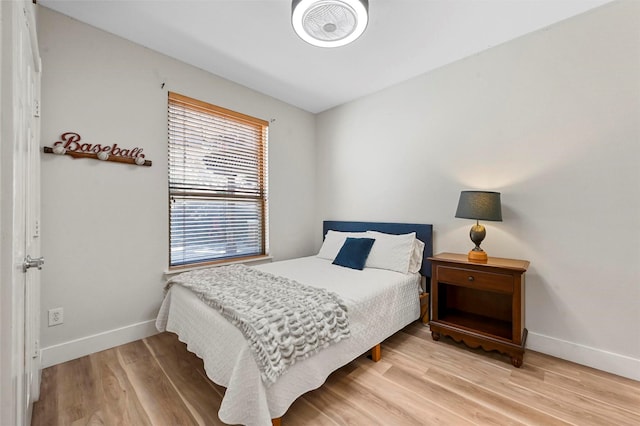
[317,230,369,260]
[365,231,416,274]
[409,238,425,274]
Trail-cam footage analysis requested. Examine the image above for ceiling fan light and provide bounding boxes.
[292,0,368,48]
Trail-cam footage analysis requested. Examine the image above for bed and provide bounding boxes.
[156,221,433,426]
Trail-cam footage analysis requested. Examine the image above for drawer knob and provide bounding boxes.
[468,276,474,282]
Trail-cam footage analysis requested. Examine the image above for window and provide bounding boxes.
[168,92,268,268]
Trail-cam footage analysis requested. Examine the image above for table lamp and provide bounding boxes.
[455,191,502,262]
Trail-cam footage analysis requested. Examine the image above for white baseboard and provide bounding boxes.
[527,331,640,381]
[40,322,640,382]
[40,319,159,368]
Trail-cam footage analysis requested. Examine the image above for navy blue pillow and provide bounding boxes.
[332,237,376,270]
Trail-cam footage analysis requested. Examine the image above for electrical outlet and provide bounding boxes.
[48,307,63,326]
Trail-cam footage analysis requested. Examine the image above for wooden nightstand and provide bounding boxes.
[428,253,530,367]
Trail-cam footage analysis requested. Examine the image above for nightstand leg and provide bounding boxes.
[511,355,523,368]
[431,331,441,341]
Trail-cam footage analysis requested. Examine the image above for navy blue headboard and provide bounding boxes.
[322,221,433,278]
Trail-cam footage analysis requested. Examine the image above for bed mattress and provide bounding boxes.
[156,256,420,426]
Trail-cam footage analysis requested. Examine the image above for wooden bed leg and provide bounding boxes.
[371,344,381,362]
[272,417,281,426]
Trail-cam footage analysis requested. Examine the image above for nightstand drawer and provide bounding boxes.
[436,265,513,293]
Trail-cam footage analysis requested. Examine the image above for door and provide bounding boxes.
[23,13,43,415]
[0,1,42,425]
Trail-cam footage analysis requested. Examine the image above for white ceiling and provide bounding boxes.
[39,0,611,113]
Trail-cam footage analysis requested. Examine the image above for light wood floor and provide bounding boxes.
[32,321,640,425]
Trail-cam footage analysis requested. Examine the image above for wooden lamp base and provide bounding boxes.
[468,249,488,262]
[468,223,488,262]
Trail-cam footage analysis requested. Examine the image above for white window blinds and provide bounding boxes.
[168,92,268,268]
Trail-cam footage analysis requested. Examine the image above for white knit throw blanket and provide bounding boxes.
[165,264,350,386]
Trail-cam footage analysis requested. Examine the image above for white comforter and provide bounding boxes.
[156,256,420,426]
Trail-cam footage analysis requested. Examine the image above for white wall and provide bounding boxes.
[37,7,317,366]
[316,1,640,379]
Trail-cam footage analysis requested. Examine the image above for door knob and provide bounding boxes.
[23,255,44,272]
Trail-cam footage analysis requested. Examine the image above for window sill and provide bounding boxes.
[164,255,273,276]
